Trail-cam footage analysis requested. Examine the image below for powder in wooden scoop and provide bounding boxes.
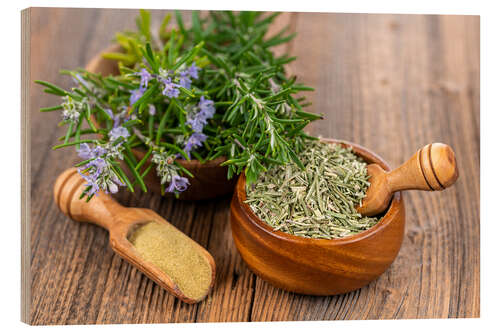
[128,222,212,300]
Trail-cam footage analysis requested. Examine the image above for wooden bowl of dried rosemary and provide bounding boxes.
[230,139,405,295]
[86,44,236,201]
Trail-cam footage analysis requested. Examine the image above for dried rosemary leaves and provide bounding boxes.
[245,141,379,239]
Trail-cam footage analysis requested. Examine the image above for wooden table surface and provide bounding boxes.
[26,8,480,324]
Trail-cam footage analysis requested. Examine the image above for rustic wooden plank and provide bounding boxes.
[30,8,111,325]
[27,8,479,325]
[27,8,213,325]
[194,197,256,322]
[250,12,479,320]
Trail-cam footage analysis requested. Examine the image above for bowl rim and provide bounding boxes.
[235,138,404,245]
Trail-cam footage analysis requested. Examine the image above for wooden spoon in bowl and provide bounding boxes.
[357,143,459,216]
[53,168,216,304]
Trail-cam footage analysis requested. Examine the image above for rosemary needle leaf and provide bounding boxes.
[246,141,379,239]
[35,80,68,96]
[124,155,147,192]
[40,105,64,112]
[52,139,95,150]
[112,164,135,193]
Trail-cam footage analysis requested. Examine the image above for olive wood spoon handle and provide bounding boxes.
[357,143,459,216]
[53,168,216,304]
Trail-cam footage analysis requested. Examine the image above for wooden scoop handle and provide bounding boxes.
[387,143,459,192]
[358,143,459,216]
[53,168,144,231]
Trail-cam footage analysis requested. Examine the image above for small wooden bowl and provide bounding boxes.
[230,139,405,295]
[86,45,236,200]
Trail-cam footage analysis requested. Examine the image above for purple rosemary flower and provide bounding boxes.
[113,114,121,128]
[186,113,206,133]
[186,96,216,133]
[160,77,180,98]
[78,169,100,196]
[109,126,130,141]
[166,175,190,193]
[178,71,192,89]
[137,68,153,89]
[187,63,199,79]
[151,151,189,193]
[130,87,145,105]
[77,143,94,159]
[184,132,207,158]
[61,96,82,123]
[77,143,107,160]
[100,141,124,160]
[148,104,156,116]
[94,146,107,157]
[74,73,91,90]
[106,172,124,194]
[103,108,124,128]
[198,96,215,119]
[88,157,107,173]
[77,158,106,196]
[77,157,124,196]
[104,108,114,118]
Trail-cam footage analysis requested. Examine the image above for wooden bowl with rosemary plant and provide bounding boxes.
[230,139,406,295]
[86,44,236,201]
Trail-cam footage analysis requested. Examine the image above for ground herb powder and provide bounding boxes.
[128,222,212,300]
[245,141,380,239]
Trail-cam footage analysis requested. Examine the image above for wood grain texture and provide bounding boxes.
[26,8,479,324]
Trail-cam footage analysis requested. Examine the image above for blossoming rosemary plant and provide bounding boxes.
[36,10,321,200]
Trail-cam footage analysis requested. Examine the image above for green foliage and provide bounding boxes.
[37,10,321,197]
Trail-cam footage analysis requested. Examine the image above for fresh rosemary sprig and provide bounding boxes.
[245,141,379,239]
[36,10,321,199]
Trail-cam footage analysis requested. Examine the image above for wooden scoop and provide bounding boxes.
[357,143,459,216]
[53,168,216,304]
